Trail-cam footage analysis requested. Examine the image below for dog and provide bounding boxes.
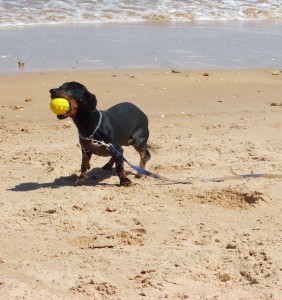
[50,81,151,186]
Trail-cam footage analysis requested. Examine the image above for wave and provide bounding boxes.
[0,0,282,27]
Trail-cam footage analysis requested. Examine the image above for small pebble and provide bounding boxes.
[226,242,237,249]
[18,61,25,68]
[218,273,231,282]
[106,207,116,212]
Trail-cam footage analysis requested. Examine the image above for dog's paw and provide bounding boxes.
[76,176,87,185]
[135,172,143,179]
[120,178,132,187]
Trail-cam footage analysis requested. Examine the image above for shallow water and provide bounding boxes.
[0,21,282,72]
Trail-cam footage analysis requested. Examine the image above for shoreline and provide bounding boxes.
[1,21,282,73]
[1,68,281,121]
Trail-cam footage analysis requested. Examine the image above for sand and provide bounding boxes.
[0,68,282,299]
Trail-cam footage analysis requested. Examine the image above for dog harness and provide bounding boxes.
[78,110,102,142]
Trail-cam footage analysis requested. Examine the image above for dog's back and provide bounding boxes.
[101,102,149,148]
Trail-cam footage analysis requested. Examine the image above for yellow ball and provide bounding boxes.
[50,98,70,115]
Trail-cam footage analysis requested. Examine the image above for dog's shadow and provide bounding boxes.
[9,168,121,192]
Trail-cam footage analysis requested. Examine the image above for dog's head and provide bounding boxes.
[49,81,97,120]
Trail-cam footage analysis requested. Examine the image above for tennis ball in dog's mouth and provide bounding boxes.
[50,98,70,115]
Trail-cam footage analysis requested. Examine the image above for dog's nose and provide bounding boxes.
[49,88,57,97]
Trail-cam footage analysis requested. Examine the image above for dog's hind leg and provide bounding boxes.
[134,144,151,178]
[76,148,92,184]
[102,156,115,171]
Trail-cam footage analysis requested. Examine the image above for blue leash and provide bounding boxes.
[108,144,192,184]
[89,140,282,184]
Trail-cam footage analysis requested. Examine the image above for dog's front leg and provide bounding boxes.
[76,147,92,184]
[114,148,132,187]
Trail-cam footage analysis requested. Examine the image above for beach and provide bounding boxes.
[1,0,282,297]
[1,67,282,299]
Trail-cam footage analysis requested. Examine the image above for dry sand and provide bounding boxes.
[0,69,282,299]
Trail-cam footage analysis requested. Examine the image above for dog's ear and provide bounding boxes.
[59,82,98,111]
[84,92,97,111]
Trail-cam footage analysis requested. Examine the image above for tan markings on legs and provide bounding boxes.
[76,148,92,184]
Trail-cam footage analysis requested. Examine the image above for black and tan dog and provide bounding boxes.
[50,82,151,186]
